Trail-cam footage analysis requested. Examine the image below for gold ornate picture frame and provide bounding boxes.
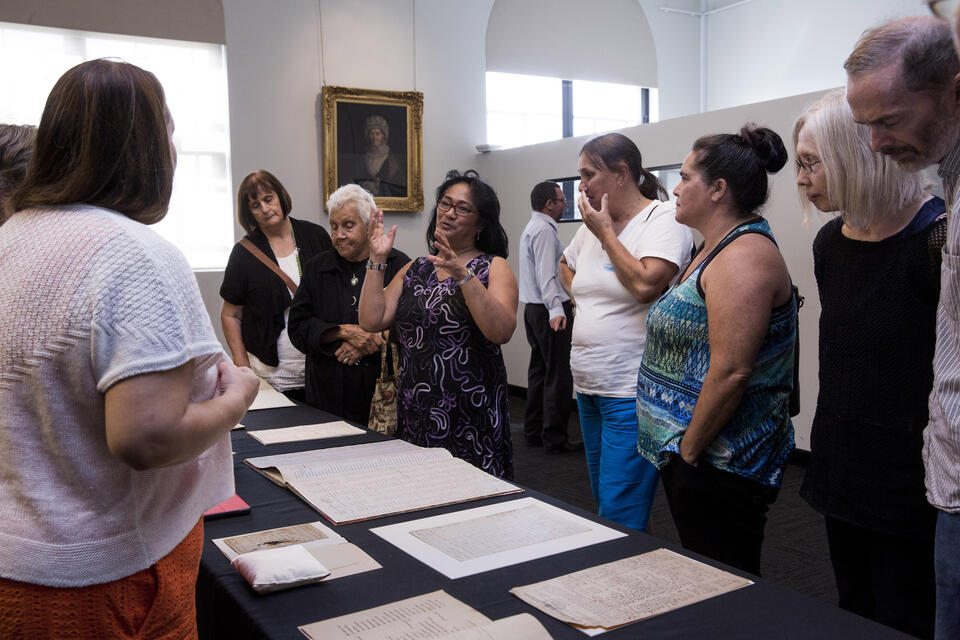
[321,85,424,212]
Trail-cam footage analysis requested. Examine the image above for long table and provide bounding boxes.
[197,403,911,639]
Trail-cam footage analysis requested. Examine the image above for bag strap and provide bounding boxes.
[379,335,398,378]
[239,238,297,295]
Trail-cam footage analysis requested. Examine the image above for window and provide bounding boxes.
[0,21,233,269]
[486,71,657,150]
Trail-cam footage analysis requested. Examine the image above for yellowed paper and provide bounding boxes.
[247,422,364,444]
[510,548,753,633]
[247,386,296,410]
[245,441,521,524]
[299,590,550,640]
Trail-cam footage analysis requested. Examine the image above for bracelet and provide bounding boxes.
[458,268,475,287]
[366,260,387,271]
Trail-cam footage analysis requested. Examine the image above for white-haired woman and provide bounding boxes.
[795,89,943,639]
[288,184,409,423]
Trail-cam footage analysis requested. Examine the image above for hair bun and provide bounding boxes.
[740,125,787,173]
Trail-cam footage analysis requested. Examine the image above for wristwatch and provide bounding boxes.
[458,268,475,287]
[366,260,387,271]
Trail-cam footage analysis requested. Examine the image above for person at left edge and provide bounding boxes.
[519,181,579,453]
[287,184,408,424]
[220,170,332,401]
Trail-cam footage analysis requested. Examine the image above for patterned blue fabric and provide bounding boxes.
[636,219,796,487]
[394,255,513,479]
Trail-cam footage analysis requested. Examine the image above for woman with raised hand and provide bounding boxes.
[359,169,518,478]
[0,59,258,637]
[637,125,797,575]
[560,132,693,531]
[796,90,941,638]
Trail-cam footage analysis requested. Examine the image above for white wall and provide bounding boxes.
[705,0,925,111]
[196,0,495,345]
[478,89,833,450]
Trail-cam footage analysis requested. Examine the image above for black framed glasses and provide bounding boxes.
[930,0,959,19]
[437,198,476,217]
[795,158,823,173]
[552,197,567,205]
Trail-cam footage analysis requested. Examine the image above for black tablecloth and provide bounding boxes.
[197,404,910,639]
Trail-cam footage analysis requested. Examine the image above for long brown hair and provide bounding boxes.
[580,132,667,201]
[10,59,174,224]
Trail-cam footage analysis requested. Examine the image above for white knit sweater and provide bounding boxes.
[0,205,232,587]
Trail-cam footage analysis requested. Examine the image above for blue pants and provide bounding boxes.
[576,393,658,531]
[936,510,960,640]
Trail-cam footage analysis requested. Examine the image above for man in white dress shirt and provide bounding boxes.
[519,181,580,454]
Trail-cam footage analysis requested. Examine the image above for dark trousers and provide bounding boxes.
[523,301,573,447]
[661,456,778,576]
[825,516,935,639]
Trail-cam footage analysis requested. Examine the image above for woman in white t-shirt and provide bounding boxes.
[560,132,693,531]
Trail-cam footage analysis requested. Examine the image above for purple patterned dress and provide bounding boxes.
[394,254,513,479]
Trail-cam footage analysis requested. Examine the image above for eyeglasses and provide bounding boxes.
[929,0,958,19]
[795,158,823,174]
[437,198,476,217]
[552,197,567,205]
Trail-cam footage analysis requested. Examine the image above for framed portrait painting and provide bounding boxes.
[321,85,424,212]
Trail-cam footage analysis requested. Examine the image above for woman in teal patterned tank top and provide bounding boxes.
[636,125,797,576]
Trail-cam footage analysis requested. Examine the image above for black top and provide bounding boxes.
[287,247,409,424]
[220,217,332,367]
[800,198,947,538]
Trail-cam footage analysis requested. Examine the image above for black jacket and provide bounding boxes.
[220,217,332,366]
[287,247,409,423]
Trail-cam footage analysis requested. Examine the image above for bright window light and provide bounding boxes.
[486,71,657,149]
[0,21,233,269]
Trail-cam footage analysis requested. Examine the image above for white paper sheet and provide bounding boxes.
[245,441,522,524]
[247,422,364,444]
[298,590,552,640]
[247,386,296,410]
[370,497,626,579]
[510,548,753,635]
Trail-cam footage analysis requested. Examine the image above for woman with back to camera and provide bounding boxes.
[636,125,797,575]
[220,170,332,400]
[359,170,518,479]
[559,132,693,531]
[287,184,409,424]
[795,90,941,638]
[0,59,258,637]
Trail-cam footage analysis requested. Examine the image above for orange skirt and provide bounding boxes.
[0,518,203,640]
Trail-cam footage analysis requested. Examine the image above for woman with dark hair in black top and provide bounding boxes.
[220,170,332,399]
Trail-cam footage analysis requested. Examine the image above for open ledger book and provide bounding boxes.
[245,440,522,525]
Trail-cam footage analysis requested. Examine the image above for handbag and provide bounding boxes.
[368,337,399,435]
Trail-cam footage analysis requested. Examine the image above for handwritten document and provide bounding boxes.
[223,523,333,555]
[247,422,364,444]
[245,441,522,524]
[247,386,296,411]
[510,548,753,633]
[371,497,625,579]
[298,590,552,640]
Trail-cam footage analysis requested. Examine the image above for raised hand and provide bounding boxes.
[578,192,614,242]
[367,208,397,263]
[426,228,468,280]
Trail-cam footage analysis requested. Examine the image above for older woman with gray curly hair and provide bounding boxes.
[288,184,409,422]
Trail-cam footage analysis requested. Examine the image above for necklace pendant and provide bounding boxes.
[351,274,359,287]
